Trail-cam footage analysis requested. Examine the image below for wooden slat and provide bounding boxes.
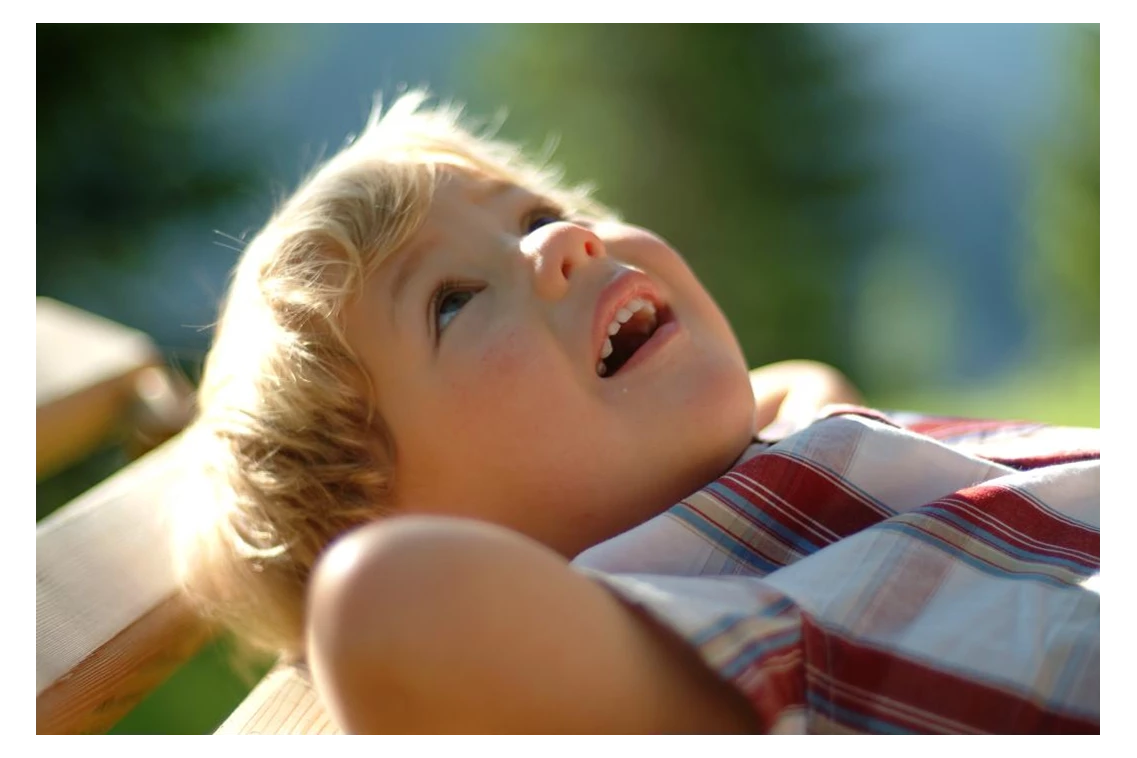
[215,664,341,735]
[36,593,212,734]
[36,297,162,478]
[36,437,213,734]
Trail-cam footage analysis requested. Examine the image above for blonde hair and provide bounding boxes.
[175,90,613,659]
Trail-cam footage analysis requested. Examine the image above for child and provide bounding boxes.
[177,92,1099,734]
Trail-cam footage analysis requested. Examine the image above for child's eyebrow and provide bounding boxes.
[388,231,439,323]
[468,177,516,204]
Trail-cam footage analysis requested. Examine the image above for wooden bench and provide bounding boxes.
[36,299,339,734]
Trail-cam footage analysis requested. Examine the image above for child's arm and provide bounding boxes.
[749,359,863,439]
[306,516,759,734]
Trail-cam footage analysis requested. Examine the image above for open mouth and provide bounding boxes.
[596,298,672,377]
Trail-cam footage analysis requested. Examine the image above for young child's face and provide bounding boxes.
[345,165,755,556]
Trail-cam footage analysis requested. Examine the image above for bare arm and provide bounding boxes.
[749,359,863,439]
[306,516,759,734]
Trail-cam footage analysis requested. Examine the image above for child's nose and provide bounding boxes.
[523,222,606,301]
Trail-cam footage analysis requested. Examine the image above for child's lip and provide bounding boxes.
[591,268,668,371]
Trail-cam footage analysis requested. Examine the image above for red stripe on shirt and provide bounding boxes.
[800,617,1098,734]
[725,452,889,547]
[930,483,1099,570]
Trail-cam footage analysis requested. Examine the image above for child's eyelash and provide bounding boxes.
[523,202,571,233]
[430,278,480,341]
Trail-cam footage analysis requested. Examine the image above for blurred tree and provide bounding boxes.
[37,24,251,287]
[468,24,885,374]
[37,23,260,518]
[850,237,962,391]
[1024,25,1099,352]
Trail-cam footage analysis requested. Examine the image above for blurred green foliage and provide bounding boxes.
[873,23,1096,425]
[37,24,250,279]
[1023,25,1099,354]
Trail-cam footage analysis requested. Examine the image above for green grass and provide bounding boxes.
[108,638,271,734]
[869,347,1099,429]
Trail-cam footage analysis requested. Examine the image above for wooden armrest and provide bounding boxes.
[36,297,191,479]
[36,437,213,734]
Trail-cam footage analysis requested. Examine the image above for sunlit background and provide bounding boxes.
[37,23,1099,733]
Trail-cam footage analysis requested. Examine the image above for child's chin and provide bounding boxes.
[685,363,755,431]
[651,382,754,484]
[691,371,760,464]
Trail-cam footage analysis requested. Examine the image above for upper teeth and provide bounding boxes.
[600,298,656,360]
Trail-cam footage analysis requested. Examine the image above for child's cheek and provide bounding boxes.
[449,328,549,395]
[478,330,524,374]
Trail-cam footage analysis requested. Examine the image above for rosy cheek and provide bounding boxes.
[477,330,521,371]
[440,330,564,451]
[446,329,547,401]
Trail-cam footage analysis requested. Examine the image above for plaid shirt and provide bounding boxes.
[573,406,1100,734]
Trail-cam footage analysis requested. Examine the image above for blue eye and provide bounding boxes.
[525,207,566,234]
[435,286,476,335]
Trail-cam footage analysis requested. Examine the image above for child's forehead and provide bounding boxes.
[381,165,539,271]
[432,161,542,205]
